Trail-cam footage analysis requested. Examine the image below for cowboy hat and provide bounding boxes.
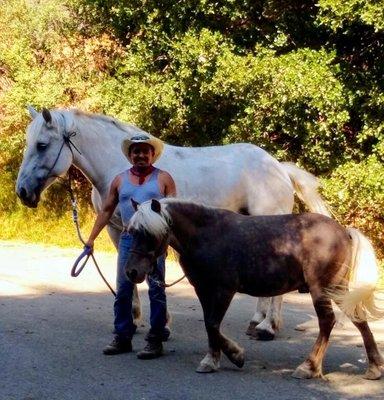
[121,134,164,163]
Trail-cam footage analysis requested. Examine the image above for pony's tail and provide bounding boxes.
[280,162,331,217]
[331,228,384,321]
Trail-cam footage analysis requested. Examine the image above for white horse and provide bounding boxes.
[16,107,331,340]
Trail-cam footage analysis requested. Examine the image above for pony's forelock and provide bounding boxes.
[128,200,171,239]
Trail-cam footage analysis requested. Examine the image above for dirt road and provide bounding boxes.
[1,240,383,400]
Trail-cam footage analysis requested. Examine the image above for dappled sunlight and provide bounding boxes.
[0,278,38,296]
[0,240,191,297]
[310,372,384,398]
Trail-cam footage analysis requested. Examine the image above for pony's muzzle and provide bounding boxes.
[126,268,146,284]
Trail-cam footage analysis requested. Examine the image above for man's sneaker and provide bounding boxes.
[103,335,132,355]
[137,340,163,360]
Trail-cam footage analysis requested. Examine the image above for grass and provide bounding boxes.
[0,207,115,252]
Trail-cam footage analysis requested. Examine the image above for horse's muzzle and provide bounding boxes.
[126,268,146,284]
[16,186,40,208]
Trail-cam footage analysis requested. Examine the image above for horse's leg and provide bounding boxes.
[251,296,283,341]
[195,287,244,373]
[246,201,290,340]
[352,321,384,380]
[293,292,336,379]
[107,225,141,325]
[246,297,268,336]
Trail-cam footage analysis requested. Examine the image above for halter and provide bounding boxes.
[127,229,186,288]
[45,130,81,179]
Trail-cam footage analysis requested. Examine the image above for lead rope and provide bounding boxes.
[60,172,116,297]
[64,172,117,296]
[148,273,186,288]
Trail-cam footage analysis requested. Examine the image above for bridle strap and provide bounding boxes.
[45,131,81,179]
[128,241,186,288]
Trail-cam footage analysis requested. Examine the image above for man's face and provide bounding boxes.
[129,143,155,167]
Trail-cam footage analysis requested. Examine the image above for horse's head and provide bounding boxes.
[16,106,75,207]
[125,199,170,283]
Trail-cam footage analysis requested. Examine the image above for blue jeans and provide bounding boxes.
[114,232,167,339]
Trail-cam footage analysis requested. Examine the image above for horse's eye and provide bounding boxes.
[36,142,48,151]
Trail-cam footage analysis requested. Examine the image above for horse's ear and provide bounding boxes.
[131,198,139,211]
[42,108,52,125]
[151,199,161,213]
[27,105,38,119]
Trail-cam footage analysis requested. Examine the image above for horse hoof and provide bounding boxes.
[246,321,258,337]
[255,328,275,341]
[364,365,382,380]
[196,364,218,373]
[231,349,245,368]
[292,363,319,379]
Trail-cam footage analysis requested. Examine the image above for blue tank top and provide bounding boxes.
[118,168,164,226]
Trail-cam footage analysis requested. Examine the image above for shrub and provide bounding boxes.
[322,156,384,258]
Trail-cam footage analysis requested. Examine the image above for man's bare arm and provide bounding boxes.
[85,176,120,247]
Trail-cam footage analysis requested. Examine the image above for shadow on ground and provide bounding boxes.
[1,287,384,400]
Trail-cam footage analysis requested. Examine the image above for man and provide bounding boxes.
[85,134,176,359]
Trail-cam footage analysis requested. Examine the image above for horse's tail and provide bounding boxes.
[280,162,331,217]
[330,228,384,321]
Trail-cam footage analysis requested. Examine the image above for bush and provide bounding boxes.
[322,156,384,258]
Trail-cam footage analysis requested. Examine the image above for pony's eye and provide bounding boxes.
[36,142,48,151]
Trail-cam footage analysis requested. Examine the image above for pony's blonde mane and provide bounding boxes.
[128,199,172,239]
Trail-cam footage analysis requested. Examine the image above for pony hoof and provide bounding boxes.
[255,328,275,341]
[246,322,258,337]
[196,364,218,373]
[364,365,382,380]
[227,348,245,368]
[292,363,319,379]
[232,349,245,368]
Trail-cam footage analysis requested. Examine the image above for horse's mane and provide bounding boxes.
[128,199,172,238]
[72,109,155,138]
[27,107,159,144]
[128,198,222,239]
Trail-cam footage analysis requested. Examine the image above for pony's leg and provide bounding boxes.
[293,293,336,379]
[107,225,142,325]
[352,321,384,380]
[195,287,243,373]
[247,296,283,340]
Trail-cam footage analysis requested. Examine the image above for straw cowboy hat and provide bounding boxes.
[121,134,164,163]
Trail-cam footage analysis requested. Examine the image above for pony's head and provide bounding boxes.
[125,199,170,283]
[16,106,75,207]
